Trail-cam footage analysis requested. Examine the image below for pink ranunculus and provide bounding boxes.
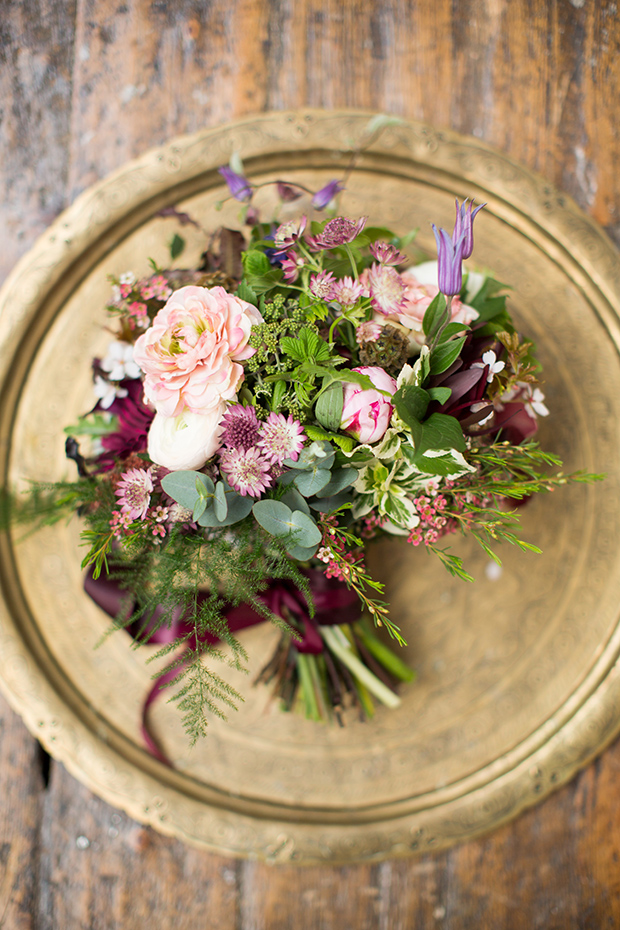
[340,366,398,444]
[133,286,263,418]
[376,265,479,350]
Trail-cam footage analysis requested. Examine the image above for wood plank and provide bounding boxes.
[0,692,44,930]
[0,0,77,285]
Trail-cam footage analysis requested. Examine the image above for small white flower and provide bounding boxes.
[93,375,128,409]
[100,341,141,381]
[473,349,505,383]
[111,284,122,303]
[119,271,136,286]
[526,387,549,418]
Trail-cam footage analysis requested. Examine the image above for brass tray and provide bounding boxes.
[1,111,619,864]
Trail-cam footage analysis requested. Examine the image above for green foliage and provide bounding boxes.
[169,233,185,261]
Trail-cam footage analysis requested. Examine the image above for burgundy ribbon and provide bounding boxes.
[84,568,359,764]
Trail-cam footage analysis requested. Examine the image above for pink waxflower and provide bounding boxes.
[309,271,337,301]
[369,241,408,266]
[366,263,406,315]
[306,216,367,251]
[340,366,397,444]
[333,276,366,308]
[133,285,263,417]
[220,446,273,497]
[114,467,154,520]
[258,413,306,464]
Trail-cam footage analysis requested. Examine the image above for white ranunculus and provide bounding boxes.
[147,404,226,471]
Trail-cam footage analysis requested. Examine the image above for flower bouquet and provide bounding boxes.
[11,161,597,757]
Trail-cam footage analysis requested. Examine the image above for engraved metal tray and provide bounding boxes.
[0,111,618,863]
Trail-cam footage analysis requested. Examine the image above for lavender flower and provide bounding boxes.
[453,198,485,260]
[218,166,253,202]
[306,216,367,251]
[432,225,467,297]
[311,179,345,210]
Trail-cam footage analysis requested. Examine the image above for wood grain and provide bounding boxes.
[2,1,620,927]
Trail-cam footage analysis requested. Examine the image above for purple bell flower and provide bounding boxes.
[432,225,467,297]
[453,198,485,260]
[311,179,345,210]
[218,165,253,202]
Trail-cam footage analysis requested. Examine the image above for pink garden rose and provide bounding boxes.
[374,264,479,350]
[133,285,263,418]
[340,366,398,444]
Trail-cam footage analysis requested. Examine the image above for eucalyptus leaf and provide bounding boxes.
[315,467,357,498]
[286,542,320,561]
[252,500,296,537]
[198,492,253,527]
[294,467,332,497]
[214,481,228,522]
[192,497,207,522]
[161,471,212,510]
[281,488,311,515]
[288,510,322,546]
[309,490,354,513]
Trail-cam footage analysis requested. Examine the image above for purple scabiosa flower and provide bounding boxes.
[366,263,406,315]
[432,225,467,297]
[277,182,303,203]
[309,270,337,301]
[281,251,305,283]
[274,216,307,250]
[220,446,273,497]
[218,165,253,202]
[306,216,367,251]
[258,413,306,465]
[311,179,345,210]
[453,198,485,260]
[333,276,367,309]
[220,404,261,451]
[115,467,154,520]
[369,241,408,266]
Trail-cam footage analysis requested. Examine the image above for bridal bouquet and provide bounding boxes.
[16,163,596,751]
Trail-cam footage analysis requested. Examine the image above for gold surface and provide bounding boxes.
[0,111,619,863]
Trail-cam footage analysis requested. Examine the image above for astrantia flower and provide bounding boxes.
[356,321,382,344]
[220,404,261,450]
[100,341,142,382]
[369,241,408,266]
[220,447,273,497]
[274,216,306,250]
[258,413,306,464]
[366,264,406,315]
[281,251,305,283]
[309,271,336,301]
[306,216,367,251]
[333,276,366,308]
[115,467,154,520]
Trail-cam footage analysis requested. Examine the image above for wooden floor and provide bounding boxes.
[2,2,620,927]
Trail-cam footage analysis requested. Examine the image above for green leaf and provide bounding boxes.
[236,279,258,304]
[315,467,357,498]
[198,492,253,527]
[414,452,468,476]
[196,474,215,499]
[309,490,353,512]
[422,292,447,338]
[169,233,185,260]
[243,250,271,277]
[315,381,344,432]
[427,386,452,405]
[429,336,466,375]
[161,471,212,509]
[304,424,356,453]
[214,481,227,522]
[286,541,319,560]
[271,378,287,411]
[281,488,311,515]
[252,500,296,537]
[286,440,335,472]
[192,497,207,522]
[288,510,322,546]
[436,321,470,342]
[294,467,332,497]
[393,385,431,424]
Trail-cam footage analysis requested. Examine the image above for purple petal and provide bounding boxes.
[218,166,253,202]
[311,179,345,210]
